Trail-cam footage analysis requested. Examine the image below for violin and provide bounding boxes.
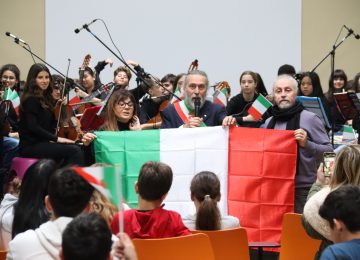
[188,59,199,72]
[79,54,91,85]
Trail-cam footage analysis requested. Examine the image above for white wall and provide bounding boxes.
[45,0,301,95]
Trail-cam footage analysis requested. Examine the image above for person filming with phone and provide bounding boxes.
[302,145,360,259]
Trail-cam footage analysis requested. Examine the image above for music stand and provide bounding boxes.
[297,96,331,129]
[333,92,360,120]
[80,106,105,131]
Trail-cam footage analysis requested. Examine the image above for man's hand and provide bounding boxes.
[222,116,236,126]
[294,128,308,147]
[184,116,203,128]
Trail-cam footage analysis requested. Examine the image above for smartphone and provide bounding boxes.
[323,152,336,177]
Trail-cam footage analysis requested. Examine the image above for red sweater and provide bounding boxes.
[111,207,191,239]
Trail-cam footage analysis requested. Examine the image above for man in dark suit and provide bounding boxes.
[161,70,235,128]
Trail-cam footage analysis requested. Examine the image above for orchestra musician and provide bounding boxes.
[226,70,270,128]
[18,63,87,166]
[161,70,236,128]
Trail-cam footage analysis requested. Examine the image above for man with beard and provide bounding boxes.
[264,75,333,213]
[161,70,235,128]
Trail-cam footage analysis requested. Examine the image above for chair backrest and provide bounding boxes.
[0,250,7,260]
[133,233,215,260]
[279,213,322,260]
[192,228,250,260]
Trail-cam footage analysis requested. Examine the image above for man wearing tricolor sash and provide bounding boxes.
[161,70,235,128]
[264,75,333,213]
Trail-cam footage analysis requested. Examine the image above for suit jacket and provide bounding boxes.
[161,100,226,128]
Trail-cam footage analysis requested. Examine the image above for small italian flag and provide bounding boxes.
[342,125,356,141]
[247,94,272,120]
[213,88,227,106]
[72,166,122,206]
[3,88,20,115]
[170,87,183,104]
[67,88,81,105]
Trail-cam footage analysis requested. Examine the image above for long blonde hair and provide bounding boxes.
[90,190,117,226]
[330,145,360,189]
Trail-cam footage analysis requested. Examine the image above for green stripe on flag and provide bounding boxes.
[94,130,160,207]
[103,166,121,206]
[257,94,272,109]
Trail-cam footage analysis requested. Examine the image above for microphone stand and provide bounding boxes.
[311,29,353,147]
[8,41,82,89]
[81,25,181,101]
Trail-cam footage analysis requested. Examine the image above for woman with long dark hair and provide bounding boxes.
[19,63,85,165]
[12,159,57,239]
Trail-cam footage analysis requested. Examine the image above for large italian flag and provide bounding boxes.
[94,126,297,242]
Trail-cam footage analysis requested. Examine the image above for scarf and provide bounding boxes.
[267,101,304,130]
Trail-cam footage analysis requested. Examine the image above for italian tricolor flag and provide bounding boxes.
[213,88,227,106]
[67,88,81,105]
[3,88,20,115]
[94,126,297,242]
[248,94,272,120]
[72,166,122,206]
[342,125,356,141]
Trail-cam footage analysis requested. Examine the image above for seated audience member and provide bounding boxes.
[264,75,333,213]
[7,167,94,259]
[302,145,360,259]
[60,213,112,260]
[319,185,360,260]
[12,159,57,239]
[111,161,191,238]
[161,70,235,128]
[0,177,20,249]
[90,189,118,227]
[183,171,239,230]
[61,213,138,260]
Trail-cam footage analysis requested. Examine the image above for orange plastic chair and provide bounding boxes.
[133,233,215,260]
[0,250,7,260]
[279,213,322,260]
[192,228,250,260]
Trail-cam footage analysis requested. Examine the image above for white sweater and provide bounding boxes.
[0,193,17,250]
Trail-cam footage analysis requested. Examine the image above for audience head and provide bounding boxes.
[47,167,94,218]
[12,159,57,238]
[61,213,112,260]
[330,145,360,189]
[272,75,298,110]
[190,171,221,230]
[90,189,117,226]
[136,161,173,201]
[277,64,296,76]
[328,69,347,94]
[183,70,209,109]
[0,64,20,92]
[298,71,324,98]
[319,185,360,243]
[102,89,137,130]
[114,66,132,88]
[239,71,257,96]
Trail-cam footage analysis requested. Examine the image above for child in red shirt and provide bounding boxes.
[111,161,191,238]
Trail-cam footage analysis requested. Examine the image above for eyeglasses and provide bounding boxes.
[2,76,16,81]
[187,83,207,91]
[117,101,134,108]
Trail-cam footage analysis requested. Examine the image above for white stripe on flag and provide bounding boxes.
[160,126,229,217]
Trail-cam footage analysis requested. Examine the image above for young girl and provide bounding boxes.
[183,171,239,230]
[19,63,85,166]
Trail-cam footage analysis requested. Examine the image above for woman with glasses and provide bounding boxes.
[100,89,141,131]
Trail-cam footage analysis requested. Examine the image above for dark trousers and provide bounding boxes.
[294,187,311,214]
[20,142,84,166]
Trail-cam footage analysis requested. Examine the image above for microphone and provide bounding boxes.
[74,19,98,34]
[5,32,27,44]
[194,97,201,117]
[344,25,360,40]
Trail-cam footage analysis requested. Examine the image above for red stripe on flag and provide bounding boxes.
[247,106,262,120]
[228,127,297,242]
[213,98,225,106]
[72,167,102,187]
